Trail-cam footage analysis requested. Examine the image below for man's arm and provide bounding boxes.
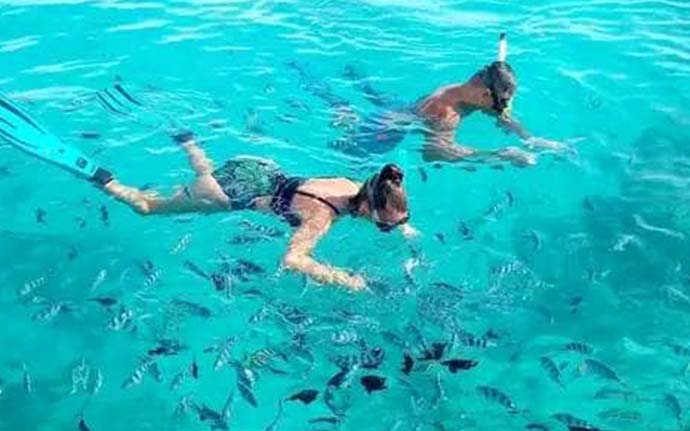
[282,212,366,291]
[497,115,530,140]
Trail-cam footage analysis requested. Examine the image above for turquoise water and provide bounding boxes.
[2,0,690,430]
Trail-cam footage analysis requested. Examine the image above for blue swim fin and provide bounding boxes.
[0,94,110,182]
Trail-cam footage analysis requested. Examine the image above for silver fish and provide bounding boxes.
[214,337,237,371]
[491,261,525,277]
[565,342,593,355]
[221,390,235,422]
[148,361,164,383]
[331,329,359,346]
[90,269,107,292]
[540,356,564,388]
[143,269,162,288]
[582,359,622,383]
[122,357,154,389]
[552,413,595,429]
[235,363,258,407]
[19,271,53,298]
[433,372,446,406]
[70,358,90,395]
[249,304,271,323]
[457,333,496,349]
[170,233,192,255]
[597,408,642,422]
[89,368,103,395]
[33,302,70,322]
[22,363,32,394]
[174,394,194,417]
[476,385,517,413]
[107,307,134,331]
[170,369,187,391]
[593,386,637,402]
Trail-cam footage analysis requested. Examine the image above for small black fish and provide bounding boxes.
[88,297,118,307]
[183,260,210,280]
[418,167,428,182]
[402,352,414,375]
[35,208,46,224]
[327,367,350,388]
[79,131,101,140]
[190,357,199,380]
[525,424,550,431]
[434,233,446,244]
[210,272,232,291]
[287,389,319,405]
[75,216,87,228]
[67,246,79,261]
[568,427,600,431]
[78,417,92,431]
[360,375,386,393]
[100,205,109,226]
[669,343,690,357]
[458,220,473,240]
[148,342,187,357]
[419,343,447,361]
[569,294,584,307]
[441,359,478,373]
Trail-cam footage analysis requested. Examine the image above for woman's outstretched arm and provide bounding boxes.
[282,211,366,291]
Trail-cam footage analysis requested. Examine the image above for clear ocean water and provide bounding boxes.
[1,0,690,430]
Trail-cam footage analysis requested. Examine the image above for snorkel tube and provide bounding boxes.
[497,32,508,63]
[490,32,514,118]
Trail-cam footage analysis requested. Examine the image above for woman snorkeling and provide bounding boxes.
[0,98,410,292]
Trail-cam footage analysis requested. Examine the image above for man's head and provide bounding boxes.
[473,61,517,116]
[354,164,409,232]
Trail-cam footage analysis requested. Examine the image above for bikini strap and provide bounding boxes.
[293,190,341,216]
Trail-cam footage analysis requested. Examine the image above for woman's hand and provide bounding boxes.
[334,272,367,292]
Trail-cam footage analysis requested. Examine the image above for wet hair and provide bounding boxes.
[473,61,517,113]
[474,61,516,93]
[351,164,407,215]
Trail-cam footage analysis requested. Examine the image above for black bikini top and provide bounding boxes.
[271,177,356,226]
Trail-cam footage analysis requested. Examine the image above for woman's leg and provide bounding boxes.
[103,135,229,215]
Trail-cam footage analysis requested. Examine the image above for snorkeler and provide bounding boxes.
[0,96,411,291]
[291,34,563,166]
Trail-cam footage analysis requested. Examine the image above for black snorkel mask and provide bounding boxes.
[360,164,409,233]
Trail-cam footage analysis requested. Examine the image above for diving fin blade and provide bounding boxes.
[0,94,100,180]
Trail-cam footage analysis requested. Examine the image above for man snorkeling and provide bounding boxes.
[0,98,410,292]
[292,33,564,166]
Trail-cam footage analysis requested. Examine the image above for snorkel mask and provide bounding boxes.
[359,164,409,232]
[481,33,516,118]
